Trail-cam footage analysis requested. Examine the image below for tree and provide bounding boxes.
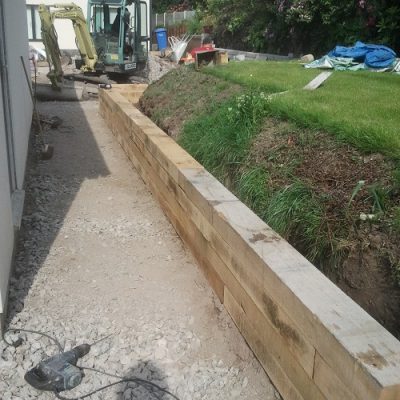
[196,0,400,55]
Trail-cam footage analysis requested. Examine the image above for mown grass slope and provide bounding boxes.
[205,62,400,158]
[140,64,400,337]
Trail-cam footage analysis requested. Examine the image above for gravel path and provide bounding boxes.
[0,100,278,400]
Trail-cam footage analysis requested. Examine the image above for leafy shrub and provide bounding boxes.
[194,0,400,55]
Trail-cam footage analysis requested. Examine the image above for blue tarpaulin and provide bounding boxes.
[328,41,396,68]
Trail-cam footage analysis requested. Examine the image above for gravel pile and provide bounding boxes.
[147,53,177,84]
[0,101,279,400]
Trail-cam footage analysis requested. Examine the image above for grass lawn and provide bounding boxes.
[205,62,400,159]
[204,61,320,92]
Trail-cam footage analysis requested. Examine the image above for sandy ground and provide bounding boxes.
[0,99,278,400]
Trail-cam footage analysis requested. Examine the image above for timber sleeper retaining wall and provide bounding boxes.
[100,85,400,400]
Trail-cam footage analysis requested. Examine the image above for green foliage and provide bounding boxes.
[236,167,328,262]
[265,182,328,262]
[393,262,400,288]
[393,207,400,234]
[236,167,271,213]
[376,6,400,47]
[152,0,181,13]
[203,61,319,92]
[179,90,330,263]
[368,184,389,213]
[178,91,268,180]
[186,13,203,34]
[193,0,400,55]
[206,62,400,160]
[393,168,400,189]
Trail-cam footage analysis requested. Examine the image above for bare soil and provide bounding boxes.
[250,122,400,337]
[140,67,241,139]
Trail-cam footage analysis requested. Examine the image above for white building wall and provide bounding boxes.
[4,0,32,189]
[0,0,32,321]
[28,0,89,50]
[0,80,14,315]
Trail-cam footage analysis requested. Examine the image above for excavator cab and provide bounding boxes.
[88,0,148,74]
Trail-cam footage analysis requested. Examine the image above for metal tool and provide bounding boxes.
[24,344,90,392]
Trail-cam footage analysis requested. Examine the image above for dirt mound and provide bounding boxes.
[140,67,241,139]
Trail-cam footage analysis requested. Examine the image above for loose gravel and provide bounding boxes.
[0,100,279,400]
[146,53,177,84]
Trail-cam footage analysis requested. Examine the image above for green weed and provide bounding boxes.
[236,167,271,213]
[393,263,400,288]
[236,167,331,262]
[264,181,329,262]
[368,185,389,213]
[393,207,400,234]
[393,168,400,189]
[179,91,269,181]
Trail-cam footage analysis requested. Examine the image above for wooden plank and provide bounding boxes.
[178,168,238,223]
[224,287,323,400]
[107,101,319,388]
[111,104,204,179]
[210,200,400,400]
[112,125,225,302]
[314,352,359,400]
[303,71,333,90]
[123,125,322,391]
[128,121,204,183]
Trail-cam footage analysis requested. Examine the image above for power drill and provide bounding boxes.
[24,344,91,392]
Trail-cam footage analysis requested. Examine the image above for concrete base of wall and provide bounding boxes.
[11,190,25,230]
[0,188,25,335]
[100,85,400,400]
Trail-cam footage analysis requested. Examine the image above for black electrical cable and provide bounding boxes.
[82,367,170,400]
[2,328,112,352]
[2,328,181,400]
[2,327,64,352]
[53,366,180,400]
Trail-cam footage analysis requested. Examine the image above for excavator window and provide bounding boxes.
[90,5,118,34]
[111,7,131,37]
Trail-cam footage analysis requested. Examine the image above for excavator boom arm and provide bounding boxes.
[38,4,63,88]
[39,3,98,88]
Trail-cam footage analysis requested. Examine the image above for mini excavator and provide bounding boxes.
[39,1,149,89]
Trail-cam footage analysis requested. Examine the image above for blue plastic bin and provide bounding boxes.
[155,28,168,51]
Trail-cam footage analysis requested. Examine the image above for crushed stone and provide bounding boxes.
[0,100,279,400]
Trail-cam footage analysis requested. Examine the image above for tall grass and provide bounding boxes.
[179,92,269,181]
[180,93,330,263]
[236,166,329,262]
[265,182,328,262]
